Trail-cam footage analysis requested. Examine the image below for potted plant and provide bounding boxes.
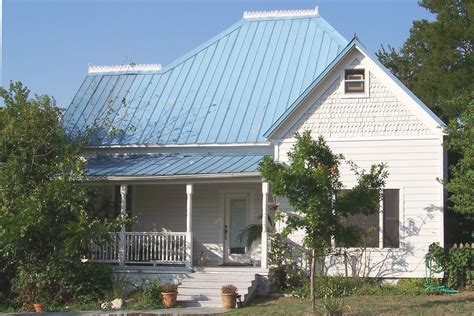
[267,202,279,211]
[161,283,178,307]
[221,284,238,309]
[33,303,43,313]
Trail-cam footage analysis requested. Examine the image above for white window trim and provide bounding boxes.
[340,67,370,99]
[334,187,402,251]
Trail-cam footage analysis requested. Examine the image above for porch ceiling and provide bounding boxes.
[86,153,266,178]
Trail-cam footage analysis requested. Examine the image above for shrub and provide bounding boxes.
[132,278,163,309]
[289,276,427,298]
[161,284,178,293]
[11,261,113,311]
[109,275,133,300]
[426,242,472,289]
[318,296,350,314]
[221,284,238,295]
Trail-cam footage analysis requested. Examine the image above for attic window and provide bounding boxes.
[344,69,365,93]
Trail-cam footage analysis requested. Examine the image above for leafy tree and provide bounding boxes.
[0,82,120,309]
[377,0,473,121]
[444,97,474,223]
[259,131,387,310]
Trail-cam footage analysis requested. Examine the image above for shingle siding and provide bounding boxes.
[286,72,432,138]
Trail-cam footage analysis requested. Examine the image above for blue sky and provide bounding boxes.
[3,0,433,108]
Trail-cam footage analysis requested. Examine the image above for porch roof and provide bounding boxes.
[85,154,266,177]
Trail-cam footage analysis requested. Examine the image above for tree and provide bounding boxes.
[0,82,120,308]
[376,0,473,122]
[444,97,474,223]
[259,131,387,311]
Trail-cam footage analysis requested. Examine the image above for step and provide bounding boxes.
[194,267,266,273]
[178,287,249,296]
[179,280,254,288]
[180,274,256,282]
[179,300,223,308]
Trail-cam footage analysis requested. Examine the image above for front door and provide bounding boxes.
[224,194,250,264]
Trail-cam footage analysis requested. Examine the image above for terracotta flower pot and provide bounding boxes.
[33,303,43,313]
[162,292,178,307]
[221,293,237,309]
[267,202,279,211]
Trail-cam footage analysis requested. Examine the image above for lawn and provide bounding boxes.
[226,292,474,315]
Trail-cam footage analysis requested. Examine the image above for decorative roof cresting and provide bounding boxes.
[243,7,318,19]
[88,63,162,74]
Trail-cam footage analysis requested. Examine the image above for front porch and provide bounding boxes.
[90,181,272,270]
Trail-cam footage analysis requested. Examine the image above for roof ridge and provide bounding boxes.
[87,63,162,74]
[243,7,318,19]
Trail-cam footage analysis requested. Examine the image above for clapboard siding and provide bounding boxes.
[273,52,444,278]
[276,137,443,278]
[130,183,262,265]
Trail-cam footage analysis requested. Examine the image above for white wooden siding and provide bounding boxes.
[131,183,262,265]
[277,136,443,278]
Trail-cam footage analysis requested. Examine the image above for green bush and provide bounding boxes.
[289,277,427,298]
[130,278,163,309]
[11,261,113,311]
[426,243,472,289]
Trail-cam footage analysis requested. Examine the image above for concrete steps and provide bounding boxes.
[177,268,261,308]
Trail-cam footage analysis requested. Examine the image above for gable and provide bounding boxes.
[63,11,348,146]
[267,44,445,140]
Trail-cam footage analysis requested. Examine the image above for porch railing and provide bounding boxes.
[90,232,187,265]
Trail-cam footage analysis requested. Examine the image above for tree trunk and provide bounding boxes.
[310,248,316,311]
[344,249,348,279]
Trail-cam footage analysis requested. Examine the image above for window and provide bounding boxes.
[383,189,400,248]
[344,69,365,93]
[336,189,400,248]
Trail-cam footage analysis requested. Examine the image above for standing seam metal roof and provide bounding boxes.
[63,14,348,145]
[86,154,265,177]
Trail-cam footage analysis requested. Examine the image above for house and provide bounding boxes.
[63,7,446,306]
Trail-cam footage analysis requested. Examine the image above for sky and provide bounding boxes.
[3,0,434,108]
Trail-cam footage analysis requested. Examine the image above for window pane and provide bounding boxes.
[335,189,379,248]
[344,213,379,247]
[230,199,247,254]
[383,189,400,248]
[345,69,364,80]
[345,81,365,93]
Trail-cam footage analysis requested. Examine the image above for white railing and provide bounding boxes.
[90,232,187,265]
[90,233,119,263]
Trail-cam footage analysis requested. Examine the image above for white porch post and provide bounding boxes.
[261,182,269,269]
[118,184,127,266]
[186,184,193,270]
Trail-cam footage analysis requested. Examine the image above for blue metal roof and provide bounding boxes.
[64,13,348,145]
[86,154,265,177]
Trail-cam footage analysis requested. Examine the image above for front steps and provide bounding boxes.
[177,267,265,308]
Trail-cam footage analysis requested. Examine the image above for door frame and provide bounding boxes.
[218,189,255,265]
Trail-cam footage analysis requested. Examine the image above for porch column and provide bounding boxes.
[118,184,127,266]
[261,182,269,269]
[186,184,193,269]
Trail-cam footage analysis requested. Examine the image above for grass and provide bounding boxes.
[226,291,474,315]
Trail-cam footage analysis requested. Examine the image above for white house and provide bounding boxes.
[63,7,446,307]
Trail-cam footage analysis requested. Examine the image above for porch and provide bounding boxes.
[89,181,272,270]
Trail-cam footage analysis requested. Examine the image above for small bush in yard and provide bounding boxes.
[134,278,163,308]
[11,261,113,311]
[288,276,427,299]
[318,296,350,315]
[426,242,472,289]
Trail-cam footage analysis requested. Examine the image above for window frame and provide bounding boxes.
[340,67,370,98]
[333,187,403,250]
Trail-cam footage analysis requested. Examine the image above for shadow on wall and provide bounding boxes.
[285,204,440,278]
[193,241,223,266]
